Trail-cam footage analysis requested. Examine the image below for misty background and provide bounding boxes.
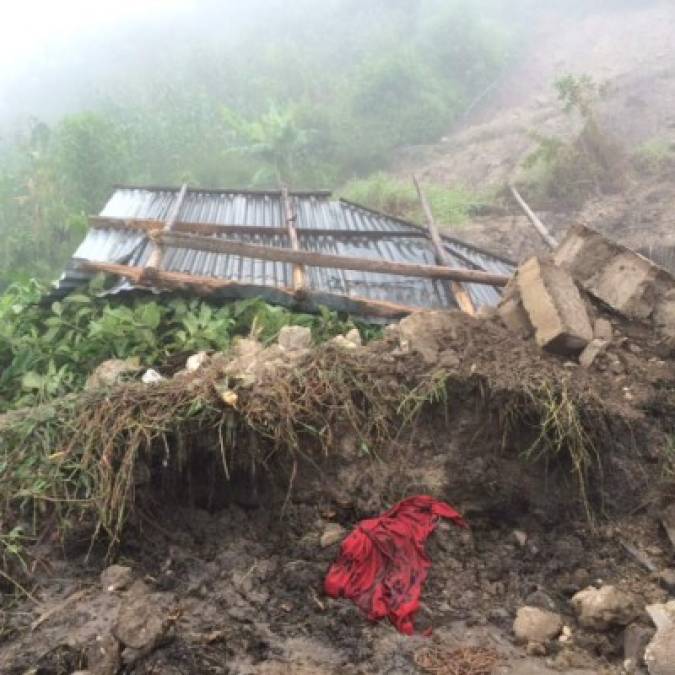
[0,0,661,287]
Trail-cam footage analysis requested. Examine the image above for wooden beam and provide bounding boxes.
[281,186,306,294]
[76,261,420,319]
[509,184,558,250]
[144,183,188,273]
[88,215,431,240]
[158,231,510,286]
[413,175,476,315]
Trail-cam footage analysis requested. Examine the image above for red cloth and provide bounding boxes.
[324,495,468,635]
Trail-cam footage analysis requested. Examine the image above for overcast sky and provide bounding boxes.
[0,0,191,74]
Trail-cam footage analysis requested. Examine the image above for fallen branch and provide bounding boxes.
[509,184,558,250]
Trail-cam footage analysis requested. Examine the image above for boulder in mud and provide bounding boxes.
[86,633,120,675]
[513,606,563,644]
[571,585,640,631]
[578,338,608,369]
[100,565,134,592]
[398,311,464,364]
[113,591,176,650]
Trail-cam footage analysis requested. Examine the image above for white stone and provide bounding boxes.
[513,606,563,644]
[571,585,639,631]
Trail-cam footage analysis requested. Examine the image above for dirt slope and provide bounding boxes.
[395,1,675,264]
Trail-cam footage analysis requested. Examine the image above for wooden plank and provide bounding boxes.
[77,261,420,319]
[281,186,306,294]
[413,175,477,315]
[88,215,430,240]
[144,183,188,273]
[158,231,509,286]
[509,184,558,249]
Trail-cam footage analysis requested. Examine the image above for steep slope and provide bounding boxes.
[395,1,675,264]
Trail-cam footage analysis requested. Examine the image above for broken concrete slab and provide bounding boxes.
[516,257,593,355]
[554,224,674,322]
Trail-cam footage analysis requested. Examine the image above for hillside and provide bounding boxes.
[395,1,675,264]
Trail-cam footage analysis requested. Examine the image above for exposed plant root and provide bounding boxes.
[415,645,499,675]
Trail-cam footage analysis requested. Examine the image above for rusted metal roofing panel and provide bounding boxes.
[53,185,514,317]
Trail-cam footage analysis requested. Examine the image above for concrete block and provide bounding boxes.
[517,257,593,355]
[590,252,657,319]
[554,224,673,320]
[498,294,534,338]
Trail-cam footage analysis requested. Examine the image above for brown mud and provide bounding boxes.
[1,311,675,674]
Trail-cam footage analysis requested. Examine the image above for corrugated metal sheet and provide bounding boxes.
[53,186,514,318]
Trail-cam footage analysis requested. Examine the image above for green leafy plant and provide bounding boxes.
[0,281,377,413]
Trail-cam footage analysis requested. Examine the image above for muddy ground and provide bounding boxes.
[1,310,675,674]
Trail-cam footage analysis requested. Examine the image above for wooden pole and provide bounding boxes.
[413,175,476,315]
[88,215,433,240]
[77,261,421,319]
[509,184,558,250]
[281,186,306,295]
[144,183,188,274]
[158,231,510,286]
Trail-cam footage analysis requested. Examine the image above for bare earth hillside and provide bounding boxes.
[395,1,675,263]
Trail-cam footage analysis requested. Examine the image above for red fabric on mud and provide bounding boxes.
[324,495,468,635]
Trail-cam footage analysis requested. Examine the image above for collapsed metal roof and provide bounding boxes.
[54,185,514,320]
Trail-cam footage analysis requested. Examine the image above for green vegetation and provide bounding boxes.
[0,0,516,288]
[522,74,625,206]
[341,172,487,226]
[0,280,374,413]
[633,137,675,174]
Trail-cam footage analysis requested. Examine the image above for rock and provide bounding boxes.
[330,335,359,350]
[513,530,528,547]
[497,293,534,338]
[623,623,654,673]
[516,257,593,355]
[278,326,312,351]
[513,606,563,644]
[571,585,640,631]
[655,289,675,340]
[86,634,120,675]
[646,601,675,675]
[497,279,533,338]
[658,568,675,594]
[141,369,164,384]
[101,565,134,592]
[186,352,210,372]
[345,328,362,346]
[594,318,613,341]
[398,311,465,364]
[113,592,175,650]
[660,504,675,550]
[85,358,140,390]
[320,523,346,548]
[578,339,608,368]
[554,224,672,321]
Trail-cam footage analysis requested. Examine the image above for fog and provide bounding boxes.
[0,0,667,286]
[0,0,647,128]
